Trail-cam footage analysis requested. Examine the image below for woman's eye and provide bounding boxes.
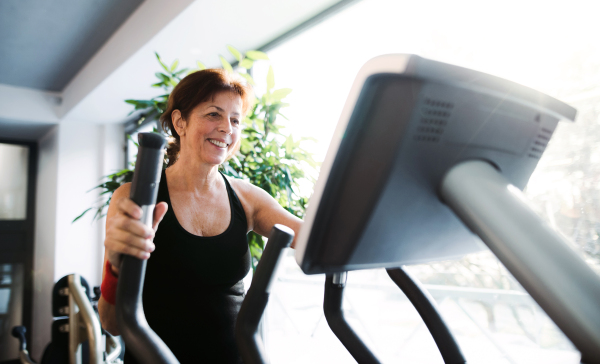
[209,112,219,117]
[232,119,240,125]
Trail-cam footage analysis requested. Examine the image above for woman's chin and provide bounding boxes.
[202,153,228,166]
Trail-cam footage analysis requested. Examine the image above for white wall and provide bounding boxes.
[54,120,104,284]
[29,122,124,359]
[32,126,58,359]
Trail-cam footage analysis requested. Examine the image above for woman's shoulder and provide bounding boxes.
[224,175,268,201]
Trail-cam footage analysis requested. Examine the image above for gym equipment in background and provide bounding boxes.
[6,274,122,364]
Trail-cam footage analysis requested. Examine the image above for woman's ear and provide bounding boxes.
[172,110,186,137]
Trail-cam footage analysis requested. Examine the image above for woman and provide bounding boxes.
[98,69,302,363]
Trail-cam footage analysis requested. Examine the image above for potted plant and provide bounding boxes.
[75,46,318,269]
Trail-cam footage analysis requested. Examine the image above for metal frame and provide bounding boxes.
[440,160,600,363]
[236,225,295,364]
[323,272,382,364]
[387,267,466,364]
[67,274,103,364]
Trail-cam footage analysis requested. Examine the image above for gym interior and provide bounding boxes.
[1,1,599,363]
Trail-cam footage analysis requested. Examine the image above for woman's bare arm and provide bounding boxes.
[98,183,168,334]
[230,179,302,248]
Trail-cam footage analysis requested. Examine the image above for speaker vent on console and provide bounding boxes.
[414,98,453,143]
[528,128,552,159]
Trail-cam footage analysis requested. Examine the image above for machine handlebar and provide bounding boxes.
[115,133,179,364]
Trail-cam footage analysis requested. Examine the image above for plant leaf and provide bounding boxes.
[196,61,206,70]
[271,88,292,101]
[240,59,254,69]
[227,45,242,61]
[239,73,256,86]
[245,50,269,60]
[72,208,92,223]
[155,52,169,72]
[219,55,233,73]
[267,66,275,91]
[170,59,179,72]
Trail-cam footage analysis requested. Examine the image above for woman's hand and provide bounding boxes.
[104,196,168,274]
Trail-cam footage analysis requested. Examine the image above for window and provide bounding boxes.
[253,0,599,362]
[0,143,29,220]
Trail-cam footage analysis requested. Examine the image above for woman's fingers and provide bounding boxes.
[106,226,155,252]
[152,202,168,231]
[117,197,143,220]
[112,211,154,239]
[105,197,165,262]
[107,239,152,260]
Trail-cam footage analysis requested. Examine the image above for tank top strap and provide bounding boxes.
[157,169,170,205]
[219,171,248,228]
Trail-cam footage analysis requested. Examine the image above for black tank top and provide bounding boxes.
[124,170,251,364]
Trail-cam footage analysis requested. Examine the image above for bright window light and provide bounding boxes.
[252,0,600,363]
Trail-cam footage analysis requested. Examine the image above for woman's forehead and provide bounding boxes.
[207,91,242,107]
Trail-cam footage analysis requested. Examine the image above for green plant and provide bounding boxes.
[76,46,318,270]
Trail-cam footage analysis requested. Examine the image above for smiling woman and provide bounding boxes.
[97,68,303,364]
[160,68,252,167]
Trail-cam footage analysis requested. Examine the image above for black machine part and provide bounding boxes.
[115,132,179,364]
[11,326,27,352]
[387,268,466,364]
[235,225,295,364]
[296,54,577,274]
[323,273,382,364]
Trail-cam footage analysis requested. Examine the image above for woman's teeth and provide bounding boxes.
[209,139,227,148]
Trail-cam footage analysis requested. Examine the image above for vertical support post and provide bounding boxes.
[236,225,295,364]
[323,272,382,364]
[68,276,81,364]
[68,274,103,364]
[440,160,600,363]
[387,267,465,364]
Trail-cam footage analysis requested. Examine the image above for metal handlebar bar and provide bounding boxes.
[115,133,179,364]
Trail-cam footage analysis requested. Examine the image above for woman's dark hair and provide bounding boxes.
[160,68,252,166]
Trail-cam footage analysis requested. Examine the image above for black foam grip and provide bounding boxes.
[323,276,382,364]
[235,225,294,364]
[130,133,166,206]
[387,268,466,364]
[116,132,178,364]
[11,326,27,351]
[116,258,179,364]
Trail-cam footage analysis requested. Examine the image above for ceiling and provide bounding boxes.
[0,0,144,91]
[0,0,357,140]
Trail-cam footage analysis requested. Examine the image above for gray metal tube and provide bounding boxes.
[440,160,600,363]
[68,274,103,364]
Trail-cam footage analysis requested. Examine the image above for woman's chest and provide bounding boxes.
[169,191,231,236]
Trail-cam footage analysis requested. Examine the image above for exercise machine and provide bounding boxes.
[7,274,122,364]
[118,55,600,363]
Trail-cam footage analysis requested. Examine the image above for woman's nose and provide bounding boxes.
[219,117,233,134]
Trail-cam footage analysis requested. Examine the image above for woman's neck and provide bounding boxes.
[166,155,221,193]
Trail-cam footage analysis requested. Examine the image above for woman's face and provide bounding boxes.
[175,91,243,166]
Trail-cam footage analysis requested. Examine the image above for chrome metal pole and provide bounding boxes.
[69,274,103,364]
[440,160,600,363]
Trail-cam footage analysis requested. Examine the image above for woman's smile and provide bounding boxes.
[207,138,229,148]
